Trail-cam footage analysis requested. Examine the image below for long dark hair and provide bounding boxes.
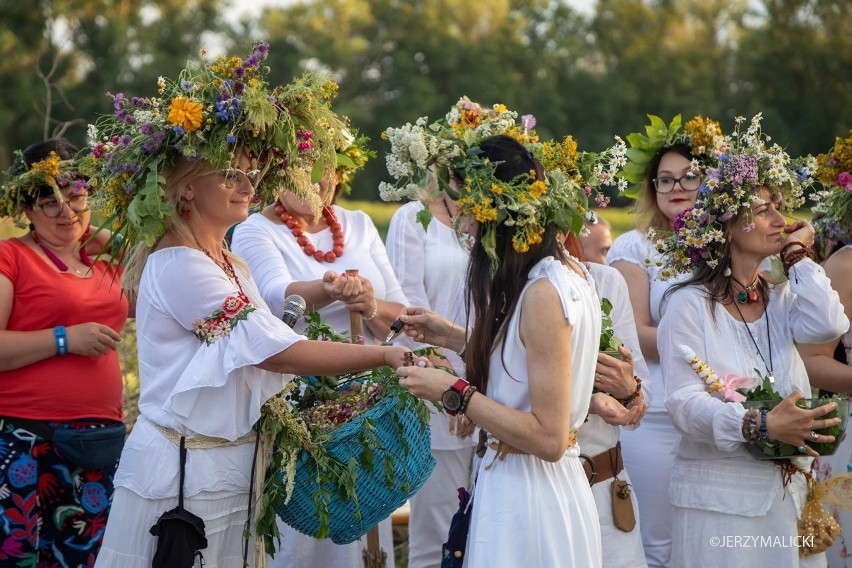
[463,135,562,396]
[664,193,769,311]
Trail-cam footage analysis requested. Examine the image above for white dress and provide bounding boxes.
[96,248,304,568]
[231,205,408,344]
[232,206,407,567]
[583,262,650,568]
[816,243,852,568]
[659,258,849,568]
[607,228,685,567]
[464,257,602,568]
[386,201,477,568]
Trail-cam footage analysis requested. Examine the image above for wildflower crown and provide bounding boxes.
[379,97,625,271]
[653,113,817,278]
[0,149,95,227]
[811,130,852,252]
[88,42,352,257]
[617,114,725,198]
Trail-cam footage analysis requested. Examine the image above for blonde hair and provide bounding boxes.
[122,157,248,293]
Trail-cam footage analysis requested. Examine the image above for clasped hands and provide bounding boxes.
[321,270,374,315]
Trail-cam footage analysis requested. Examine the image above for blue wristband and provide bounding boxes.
[759,409,769,441]
[54,326,68,356]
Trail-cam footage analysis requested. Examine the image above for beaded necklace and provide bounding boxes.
[31,230,93,274]
[191,234,245,294]
[274,201,344,263]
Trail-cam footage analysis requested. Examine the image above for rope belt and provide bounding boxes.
[153,422,256,449]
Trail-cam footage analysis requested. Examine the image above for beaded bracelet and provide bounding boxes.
[742,408,760,443]
[54,326,68,356]
[459,385,478,415]
[782,246,814,277]
[759,409,769,441]
[618,377,642,408]
[362,299,379,321]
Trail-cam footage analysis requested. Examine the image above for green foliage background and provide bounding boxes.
[1,0,849,202]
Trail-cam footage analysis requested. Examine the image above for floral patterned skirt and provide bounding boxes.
[0,417,118,568]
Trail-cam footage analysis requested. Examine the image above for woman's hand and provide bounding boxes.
[595,346,637,400]
[589,392,647,426]
[764,391,841,458]
[382,345,415,369]
[398,306,464,350]
[396,365,456,402]
[342,275,376,315]
[783,219,815,249]
[449,414,476,438]
[66,323,121,357]
[321,270,363,303]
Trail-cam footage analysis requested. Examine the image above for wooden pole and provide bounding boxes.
[348,267,386,567]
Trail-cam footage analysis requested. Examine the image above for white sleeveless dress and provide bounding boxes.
[463,257,602,568]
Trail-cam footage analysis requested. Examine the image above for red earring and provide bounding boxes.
[184,205,192,221]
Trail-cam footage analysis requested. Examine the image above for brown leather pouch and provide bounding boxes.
[611,478,636,532]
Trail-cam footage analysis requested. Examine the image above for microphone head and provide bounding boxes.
[281,294,307,327]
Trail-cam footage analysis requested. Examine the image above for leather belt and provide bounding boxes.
[579,441,623,486]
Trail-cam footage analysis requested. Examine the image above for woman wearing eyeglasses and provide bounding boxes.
[607,116,723,567]
[0,138,128,567]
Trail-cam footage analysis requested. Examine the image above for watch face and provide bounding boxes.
[442,389,463,411]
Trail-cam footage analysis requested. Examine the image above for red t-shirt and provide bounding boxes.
[0,238,128,420]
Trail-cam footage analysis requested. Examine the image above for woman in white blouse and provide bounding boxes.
[231,174,407,566]
[231,174,406,344]
[385,189,478,568]
[658,185,848,567]
[96,154,412,568]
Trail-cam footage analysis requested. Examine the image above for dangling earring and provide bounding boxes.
[723,266,731,277]
[184,204,192,221]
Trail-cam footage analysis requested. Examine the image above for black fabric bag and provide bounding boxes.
[150,436,208,568]
[4,417,125,470]
[52,422,126,470]
[441,487,473,568]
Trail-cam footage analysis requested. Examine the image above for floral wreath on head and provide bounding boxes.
[378,96,626,273]
[88,41,350,259]
[653,113,817,279]
[617,114,725,199]
[811,130,852,253]
[0,149,96,227]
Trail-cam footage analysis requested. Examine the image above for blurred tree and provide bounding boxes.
[0,0,225,168]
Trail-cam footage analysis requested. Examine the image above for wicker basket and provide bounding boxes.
[275,392,436,544]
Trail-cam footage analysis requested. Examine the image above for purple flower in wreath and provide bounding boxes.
[724,154,758,189]
[520,114,536,132]
[837,171,852,190]
[673,209,691,234]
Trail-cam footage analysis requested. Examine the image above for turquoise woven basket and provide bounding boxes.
[275,393,436,544]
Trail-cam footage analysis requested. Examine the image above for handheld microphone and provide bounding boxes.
[281,295,307,328]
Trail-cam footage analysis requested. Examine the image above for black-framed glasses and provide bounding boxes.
[212,168,261,189]
[653,173,702,193]
[34,194,89,218]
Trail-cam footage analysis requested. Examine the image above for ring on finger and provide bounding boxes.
[809,430,819,443]
[796,446,806,454]
[594,373,601,381]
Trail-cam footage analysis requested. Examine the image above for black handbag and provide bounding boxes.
[441,487,473,568]
[150,436,208,568]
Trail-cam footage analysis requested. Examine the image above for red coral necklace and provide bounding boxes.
[275,201,344,263]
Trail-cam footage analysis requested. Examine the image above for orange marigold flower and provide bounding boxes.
[461,109,482,128]
[168,97,204,132]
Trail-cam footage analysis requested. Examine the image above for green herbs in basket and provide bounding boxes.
[255,312,435,554]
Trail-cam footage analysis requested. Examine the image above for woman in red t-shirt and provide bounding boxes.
[0,138,128,567]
